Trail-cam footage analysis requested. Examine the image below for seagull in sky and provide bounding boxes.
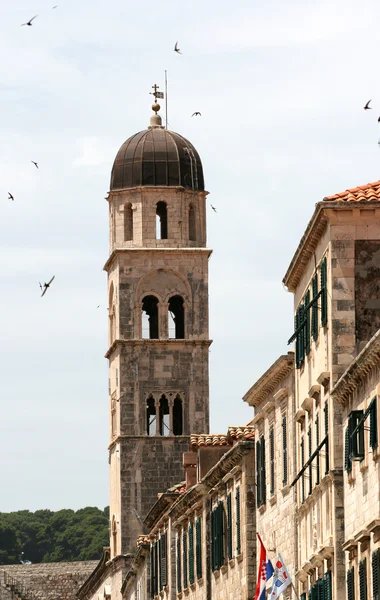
[31,161,39,169]
[39,276,55,297]
[210,204,217,213]
[174,42,181,54]
[364,100,372,110]
[8,192,14,201]
[192,112,201,117]
[21,15,38,26]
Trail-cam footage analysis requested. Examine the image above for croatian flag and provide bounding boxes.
[254,534,274,600]
[269,553,292,599]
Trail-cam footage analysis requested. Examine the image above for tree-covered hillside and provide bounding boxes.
[0,506,109,565]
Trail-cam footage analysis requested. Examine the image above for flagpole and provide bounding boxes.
[291,581,300,600]
[165,70,168,129]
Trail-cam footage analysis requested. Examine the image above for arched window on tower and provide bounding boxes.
[168,296,185,339]
[189,203,196,241]
[109,282,116,344]
[147,395,156,436]
[173,395,183,435]
[156,201,168,240]
[142,296,159,339]
[159,394,170,436]
[124,203,133,241]
[111,515,117,557]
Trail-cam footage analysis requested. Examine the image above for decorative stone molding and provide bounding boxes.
[319,544,334,559]
[354,529,371,544]
[273,387,289,402]
[295,409,306,423]
[262,401,275,413]
[243,353,294,407]
[252,412,264,425]
[308,384,321,399]
[342,539,358,553]
[301,397,313,412]
[367,519,380,535]
[317,372,330,386]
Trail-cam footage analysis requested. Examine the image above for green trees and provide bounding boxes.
[0,506,109,564]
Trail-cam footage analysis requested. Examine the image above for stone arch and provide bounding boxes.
[188,203,196,241]
[124,202,133,241]
[168,295,185,339]
[136,269,191,305]
[156,201,168,239]
[141,295,159,339]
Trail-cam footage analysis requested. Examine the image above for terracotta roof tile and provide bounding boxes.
[190,434,229,448]
[137,535,150,547]
[323,180,380,203]
[228,425,255,440]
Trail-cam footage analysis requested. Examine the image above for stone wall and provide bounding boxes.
[0,562,97,600]
[355,240,380,346]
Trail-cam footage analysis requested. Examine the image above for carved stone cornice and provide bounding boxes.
[243,353,294,408]
[104,247,213,271]
[105,338,212,359]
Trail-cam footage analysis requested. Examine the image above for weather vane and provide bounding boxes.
[150,83,164,101]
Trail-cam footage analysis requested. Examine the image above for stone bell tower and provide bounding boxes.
[105,87,211,558]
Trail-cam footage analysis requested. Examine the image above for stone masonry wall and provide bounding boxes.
[1,562,97,600]
[355,240,380,347]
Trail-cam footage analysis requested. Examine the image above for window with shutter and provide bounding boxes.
[312,274,319,340]
[316,579,323,600]
[301,438,305,503]
[183,530,188,588]
[195,517,202,580]
[150,545,155,598]
[159,534,167,589]
[176,534,182,593]
[305,289,311,354]
[188,523,194,585]
[217,501,225,568]
[347,566,355,600]
[154,541,159,597]
[299,303,305,364]
[260,436,266,505]
[270,426,275,495]
[315,414,320,484]
[211,508,215,571]
[359,558,368,600]
[256,440,262,507]
[301,594,306,600]
[295,309,301,368]
[308,590,312,600]
[308,426,312,495]
[372,550,379,600]
[324,402,330,474]
[321,256,328,326]
[370,397,378,450]
[227,493,233,560]
[282,415,288,486]
[324,571,332,600]
[348,410,365,461]
[345,428,352,473]
[236,487,241,555]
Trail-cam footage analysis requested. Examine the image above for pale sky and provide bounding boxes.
[1,0,380,512]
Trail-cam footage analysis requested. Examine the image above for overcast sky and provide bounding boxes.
[1,0,380,513]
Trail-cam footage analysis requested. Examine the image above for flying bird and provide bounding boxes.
[210,204,217,213]
[31,161,39,169]
[192,112,201,117]
[97,305,100,309]
[8,192,14,201]
[364,100,372,110]
[39,275,55,297]
[21,15,38,26]
[174,42,181,54]
[378,117,380,122]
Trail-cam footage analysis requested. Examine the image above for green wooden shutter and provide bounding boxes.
[301,594,306,600]
[188,523,194,585]
[299,303,305,364]
[150,545,155,598]
[348,410,365,460]
[315,414,320,484]
[347,567,355,600]
[195,517,202,580]
[154,541,159,596]
[217,501,224,568]
[370,398,378,450]
[324,402,330,474]
[324,571,332,600]
[227,493,233,559]
[308,425,312,495]
[256,440,262,506]
[305,289,311,354]
[308,590,312,600]
[176,534,182,592]
[270,425,275,495]
[183,529,188,588]
[301,438,305,503]
[316,579,323,600]
[211,508,216,571]
[359,558,368,600]
[345,428,352,473]
[321,256,328,326]
[373,550,379,600]
[260,436,266,504]
[236,487,241,555]
[295,310,301,368]
[312,273,319,340]
[282,415,288,485]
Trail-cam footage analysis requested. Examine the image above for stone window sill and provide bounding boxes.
[269,494,277,505]
[237,552,244,563]
[281,484,290,495]
[221,564,228,574]
[213,569,221,579]
[258,504,266,514]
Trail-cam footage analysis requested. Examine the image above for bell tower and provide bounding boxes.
[105,88,211,557]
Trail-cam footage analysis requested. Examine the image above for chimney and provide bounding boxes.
[183,451,197,489]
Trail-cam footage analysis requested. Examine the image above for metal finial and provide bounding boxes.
[149,83,163,128]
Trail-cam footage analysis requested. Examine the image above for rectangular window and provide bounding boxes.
[256,439,262,507]
[260,436,266,505]
[195,517,202,580]
[301,437,305,503]
[183,530,188,588]
[295,305,305,368]
[370,397,378,450]
[315,414,320,484]
[176,533,182,593]
[236,487,241,555]
[282,415,288,486]
[345,428,352,473]
[211,502,224,570]
[304,289,311,354]
[188,523,194,585]
[227,493,233,560]
[347,567,355,600]
[312,273,319,340]
[308,425,312,495]
[359,558,368,600]
[324,402,330,474]
[348,410,365,461]
[256,437,266,507]
[373,550,380,600]
[159,533,167,589]
[321,256,328,326]
[324,571,332,600]
[270,425,275,495]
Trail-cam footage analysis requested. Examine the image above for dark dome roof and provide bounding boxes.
[110,127,204,191]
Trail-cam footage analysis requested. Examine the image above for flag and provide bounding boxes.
[254,534,274,600]
[155,91,164,99]
[269,553,292,598]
